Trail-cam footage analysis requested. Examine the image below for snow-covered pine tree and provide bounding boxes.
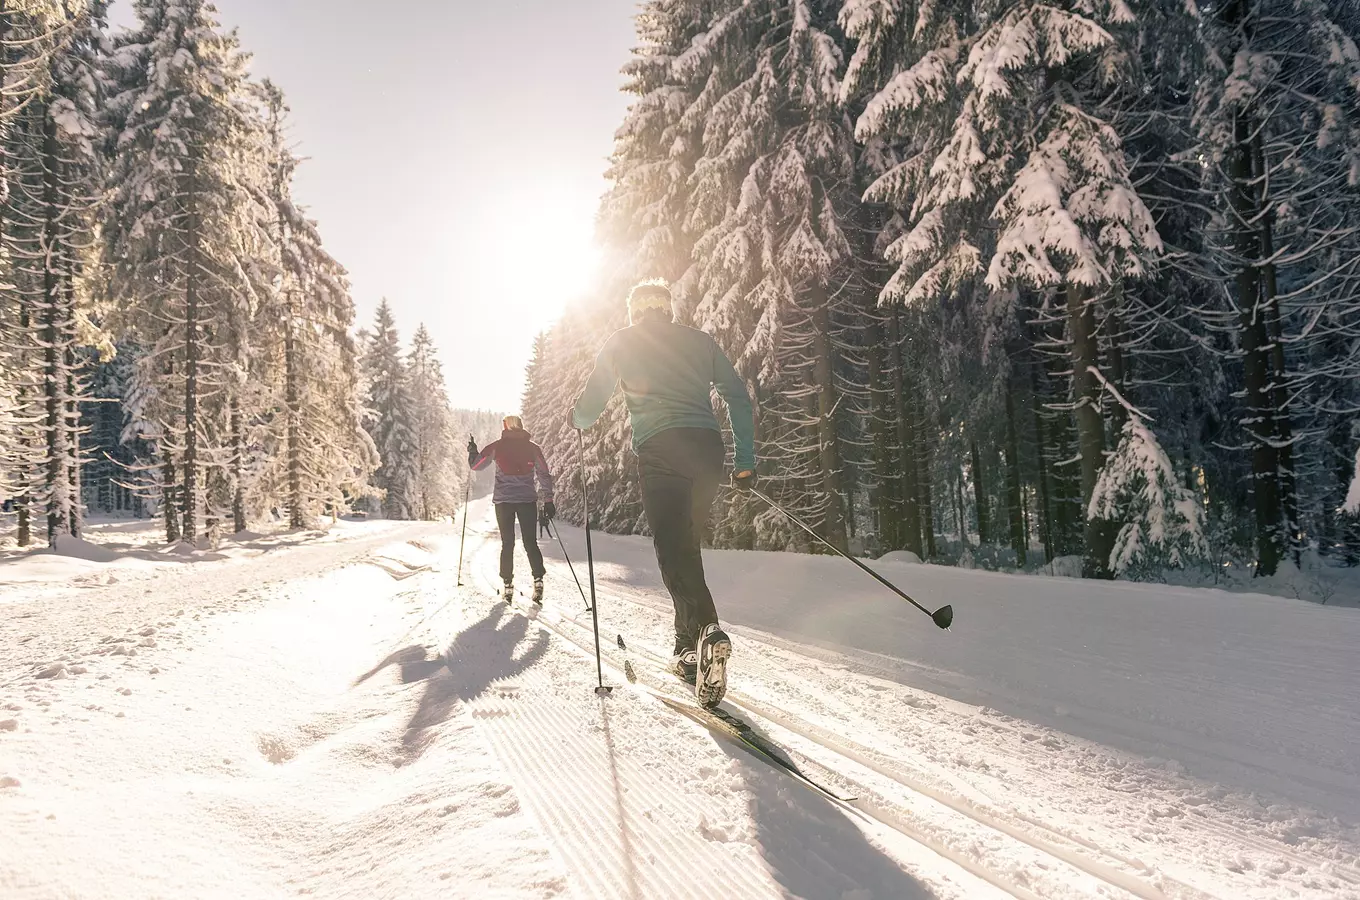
[406,324,458,520]
[1189,0,1360,575]
[257,80,376,528]
[0,0,76,547]
[845,0,1169,576]
[103,0,269,544]
[5,2,108,545]
[361,300,418,520]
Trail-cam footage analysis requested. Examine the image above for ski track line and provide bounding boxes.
[466,550,1038,900]
[490,544,1211,900]
[444,596,777,898]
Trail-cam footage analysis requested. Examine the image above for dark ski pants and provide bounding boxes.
[496,502,545,583]
[637,427,724,647]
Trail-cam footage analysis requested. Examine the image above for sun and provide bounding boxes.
[477,181,604,324]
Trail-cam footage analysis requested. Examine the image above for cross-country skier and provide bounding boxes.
[468,416,556,604]
[571,280,755,707]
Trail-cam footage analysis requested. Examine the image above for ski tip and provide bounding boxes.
[623,660,637,684]
[616,634,627,650]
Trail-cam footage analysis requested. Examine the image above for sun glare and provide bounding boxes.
[473,182,604,325]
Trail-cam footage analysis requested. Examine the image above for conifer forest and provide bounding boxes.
[4,0,1360,585]
[524,0,1360,581]
[0,1,481,550]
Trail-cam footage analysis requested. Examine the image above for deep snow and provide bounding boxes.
[2,504,1357,899]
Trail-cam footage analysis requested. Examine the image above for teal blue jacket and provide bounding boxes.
[571,320,756,472]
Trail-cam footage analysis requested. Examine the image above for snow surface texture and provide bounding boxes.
[2,504,1357,899]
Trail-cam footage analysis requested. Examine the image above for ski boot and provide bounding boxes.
[671,635,697,686]
[695,623,731,708]
[531,579,544,606]
[501,580,514,602]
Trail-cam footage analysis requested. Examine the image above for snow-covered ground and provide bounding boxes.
[2,502,1357,899]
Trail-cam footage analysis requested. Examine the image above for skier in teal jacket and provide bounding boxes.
[572,280,755,708]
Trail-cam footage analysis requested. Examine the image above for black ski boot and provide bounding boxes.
[671,635,697,686]
[531,579,544,606]
[501,580,514,602]
[695,623,731,708]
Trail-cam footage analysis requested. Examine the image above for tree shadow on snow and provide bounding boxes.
[716,739,937,900]
[398,602,548,760]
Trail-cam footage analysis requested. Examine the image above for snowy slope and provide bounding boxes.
[3,507,1358,899]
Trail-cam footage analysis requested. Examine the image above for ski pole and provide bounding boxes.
[751,487,953,630]
[547,520,591,612]
[578,429,611,696]
[456,460,473,587]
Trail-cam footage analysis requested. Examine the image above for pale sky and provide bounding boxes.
[110,0,639,413]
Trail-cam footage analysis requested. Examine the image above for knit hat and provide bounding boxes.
[627,280,673,325]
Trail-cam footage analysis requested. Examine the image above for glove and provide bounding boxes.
[467,437,479,466]
[732,471,756,493]
[543,501,557,520]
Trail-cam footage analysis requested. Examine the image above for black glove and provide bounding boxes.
[731,470,756,493]
[467,437,479,466]
[543,501,557,520]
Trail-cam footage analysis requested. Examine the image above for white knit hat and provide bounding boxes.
[627,280,673,324]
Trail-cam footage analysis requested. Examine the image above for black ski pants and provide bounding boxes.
[637,427,724,647]
[496,502,545,583]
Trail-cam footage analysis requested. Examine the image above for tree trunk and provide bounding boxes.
[864,317,896,550]
[1004,377,1027,566]
[41,104,67,544]
[64,267,81,539]
[1029,362,1055,563]
[889,309,921,554]
[182,172,200,544]
[1229,115,1282,576]
[970,438,989,545]
[286,305,303,528]
[810,297,848,553]
[1254,133,1298,563]
[916,395,936,559]
[1067,283,1112,578]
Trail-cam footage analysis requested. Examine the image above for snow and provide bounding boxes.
[3,507,1359,899]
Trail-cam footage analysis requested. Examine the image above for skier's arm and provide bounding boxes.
[711,341,756,473]
[469,441,497,472]
[570,339,618,430]
[533,444,554,501]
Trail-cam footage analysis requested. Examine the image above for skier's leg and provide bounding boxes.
[495,503,517,586]
[638,440,699,644]
[684,431,725,630]
[686,430,729,707]
[519,503,546,580]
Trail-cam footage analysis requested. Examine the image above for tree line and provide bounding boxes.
[0,1,472,549]
[523,0,1360,579]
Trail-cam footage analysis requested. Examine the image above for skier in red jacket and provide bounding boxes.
[468,416,555,604]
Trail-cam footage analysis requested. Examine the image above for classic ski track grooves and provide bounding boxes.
[469,551,1043,900]
[477,541,1227,900]
[464,664,771,899]
[568,578,1202,900]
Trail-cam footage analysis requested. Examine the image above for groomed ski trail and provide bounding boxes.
[464,508,1360,900]
[452,521,1011,899]
[465,523,1139,900]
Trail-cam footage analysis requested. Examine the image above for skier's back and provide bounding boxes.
[572,280,755,707]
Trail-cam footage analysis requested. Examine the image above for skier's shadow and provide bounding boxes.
[395,602,548,759]
[715,741,935,899]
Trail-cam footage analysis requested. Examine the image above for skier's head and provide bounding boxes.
[627,279,673,325]
[503,415,524,432]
